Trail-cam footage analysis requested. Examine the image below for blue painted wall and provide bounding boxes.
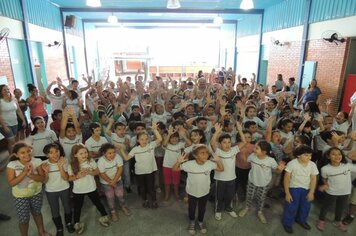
[0,0,62,31]
[236,0,356,36]
[237,14,262,37]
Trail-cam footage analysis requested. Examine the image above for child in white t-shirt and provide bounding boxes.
[59,108,83,162]
[172,144,224,235]
[317,147,356,232]
[238,140,285,224]
[210,122,246,220]
[118,122,162,208]
[6,142,49,236]
[85,122,108,160]
[105,120,131,193]
[282,145,319,234]
[41,143,74,234]
[68,144,109,234]
[98,143,130,222]
[27,116,58,160]
[162,126,192,202]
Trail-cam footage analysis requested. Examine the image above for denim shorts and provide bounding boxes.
[0,125,18,139]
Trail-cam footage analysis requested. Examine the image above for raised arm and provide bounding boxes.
[46,81,56,96]
[297,114,312,133]
[236,122,247,149]
[60,108,70,139]
[152,122,163,145]
[163,126,175,147]
[210,122,222,152]
[178,127,192,147]
[265,116,275,143]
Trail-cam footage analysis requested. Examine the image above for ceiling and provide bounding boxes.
[50,0,286,10]
[49,0,283,25]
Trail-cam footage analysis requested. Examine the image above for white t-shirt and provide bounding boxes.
[129,142,158,174]
[247,154,278,187]
[59,134,83,161]
[285,159,319,190]
[43,159,70,192]
[332,120,350,135]
[97,154,123,184]
[0,98,18,126]
[321,163,356,195]
[214,146,239,181]
[243,117,266,129]
[163,142,185,168]
[181,160,217,197]
[151,112,170,124]
[7,158,42,198]
[68,160,97,194]
[28,130,58,157]
[48,94,64,111]
[85,136,108,153]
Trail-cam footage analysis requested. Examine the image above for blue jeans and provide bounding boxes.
[282,188,311,227]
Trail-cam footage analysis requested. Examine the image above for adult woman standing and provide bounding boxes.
[26,84,50,126]
[299,79,322,106]
[14,88,29,141]
[0,85,26,152]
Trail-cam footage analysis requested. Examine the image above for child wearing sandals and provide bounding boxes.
[68,144,110,234]
[210,122,246,220]
[41,143,75,235]
[98,143,131,221]
[6,142,50,236]
[282,145,318,234]
[238,140,285,224]
[317,147,356,232]
[172,144,224,235]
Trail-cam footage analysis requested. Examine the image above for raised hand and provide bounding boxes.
[57,157,66,169]
[177,152,188,163]
[151,122,158,130]
[214,122,223,134]
[41,163,49,174]
[168,126,176,135]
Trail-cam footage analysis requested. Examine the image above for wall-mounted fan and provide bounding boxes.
[322,30,345,45]
[0,28,10,44]
[47,41,62,47]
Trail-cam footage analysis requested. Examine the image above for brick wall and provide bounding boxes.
[267,41,302,88]
[0,40,15,92]
[42,44,67,84]
[306,39,349,116]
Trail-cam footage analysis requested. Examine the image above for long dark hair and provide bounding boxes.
[27,84,37,93]
[320,147,347,168]
[9,142,31,161]
[31,116,45,135]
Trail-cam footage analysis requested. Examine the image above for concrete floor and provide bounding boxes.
[0,171,355,236]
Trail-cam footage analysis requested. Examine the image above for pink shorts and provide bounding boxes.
[163,167,180,185]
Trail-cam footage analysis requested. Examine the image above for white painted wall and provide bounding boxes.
[308,15,356,40]
[0,16,24,40]
[236,34,260,76]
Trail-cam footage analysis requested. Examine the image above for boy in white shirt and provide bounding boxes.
[282,145,319,234]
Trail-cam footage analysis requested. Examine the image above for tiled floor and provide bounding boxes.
[0,171,355,236]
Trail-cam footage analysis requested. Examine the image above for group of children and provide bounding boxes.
[3,70,356,235]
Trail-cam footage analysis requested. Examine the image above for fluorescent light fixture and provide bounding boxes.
[86,0,101,7]
[167,0,181,9]
[240,0,254,10]
[108,15,118,24]
[213,16,223,25]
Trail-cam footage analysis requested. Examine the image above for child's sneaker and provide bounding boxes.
[316,220,325,231]
[111,211,118,222]
[228,211,238,218]
[99,216,110,227]
[342,214,354,225]
[333,221,347,232]
[198,222,207,234]
[215,212,222,221]
[74,222,85,235]
[257,211,267,224]
[238,207,249,217]
[188,221,196,235]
